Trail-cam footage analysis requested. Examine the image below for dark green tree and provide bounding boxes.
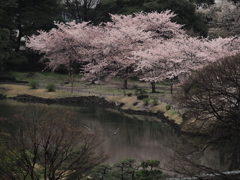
[13,0,63,51]
[146,0,208,37]
[89,164,112,180]
[0,0,16,73]
[0,0,64,72]
[0,28,10,73]
[93,0,208,37]
[111,159,138,180]
[93,0,146,24]
[136,160,162,180]
[62,0,102,22]
[88,159,164,180]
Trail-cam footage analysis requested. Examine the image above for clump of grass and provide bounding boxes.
[143,97,151,106]
[29,80,39,89]
[46,83,56,92]
[164,109,182,124]
[151,97,159,106]
[165,104,172,110]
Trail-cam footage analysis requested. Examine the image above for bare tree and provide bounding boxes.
[0,104,108,180]
[177,54,240,135]
[171,54,240,179]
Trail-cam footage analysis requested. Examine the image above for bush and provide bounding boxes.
[46,83,56,92]
[151,97,159,106]
[166,104,172,110]
[132,85,147,96]
[137,95,149,100]
[143,98,151,106]
[29,80,39,89]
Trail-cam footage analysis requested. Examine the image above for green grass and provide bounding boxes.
[0,84,87,98]
[1,71,182,123]
[5,71,180,103]
[164,109,182,124]
[6,71,180,97]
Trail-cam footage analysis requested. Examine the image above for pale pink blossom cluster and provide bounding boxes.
[134,35,240,84]
[26,11,240,85]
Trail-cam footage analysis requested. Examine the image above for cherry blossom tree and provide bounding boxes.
[134,35,240,93]
[83,10,185,89]
[27,10,185,90]
[133,39,181,93]
[27,21,104,92]
[133,36,206,93]
[83,23,151,89]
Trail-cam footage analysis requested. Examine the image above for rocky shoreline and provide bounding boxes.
[0,94,181,133]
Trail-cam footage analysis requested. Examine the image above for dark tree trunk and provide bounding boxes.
[123,79,128,89]
[170,83,173,94]
[15,24,22,52]
[151,81,156,93]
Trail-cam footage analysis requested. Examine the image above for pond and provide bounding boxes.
[0,99,233,177]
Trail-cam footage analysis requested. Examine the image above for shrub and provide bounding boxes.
[46,83,56,92]
[127,93,132,96]
[132,85,147,96]
[137,95,149,100]
[29,80,39,89]
[151,97,159,106]
[166,104,172,110]
[143,98,151,106]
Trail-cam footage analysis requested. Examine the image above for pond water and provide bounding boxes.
[0,99,233,176]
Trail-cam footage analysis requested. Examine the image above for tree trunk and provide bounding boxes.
[123,78,128,89]
[15,24,22,52]
[151,81,156,93]
[170,83,173,94]
[68,72,74,93]
[71,80,74,93]
[68,65,74,93]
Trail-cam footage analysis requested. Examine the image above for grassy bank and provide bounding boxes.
[0,71,183,124]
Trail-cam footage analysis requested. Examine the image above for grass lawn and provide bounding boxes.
[0,84,86,99]
[0,71,183,124]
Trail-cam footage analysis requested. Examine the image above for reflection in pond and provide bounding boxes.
[0,100,180,169]
[0,99,234,177]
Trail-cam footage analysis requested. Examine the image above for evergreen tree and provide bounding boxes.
[1,0,64,72]
[93,0,208,37]
[0,0,16,73]
[0,28,10,73]
[62,0,102,22]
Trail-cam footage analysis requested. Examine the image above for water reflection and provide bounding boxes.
[0,99,233,177]
[0,100,180,167]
